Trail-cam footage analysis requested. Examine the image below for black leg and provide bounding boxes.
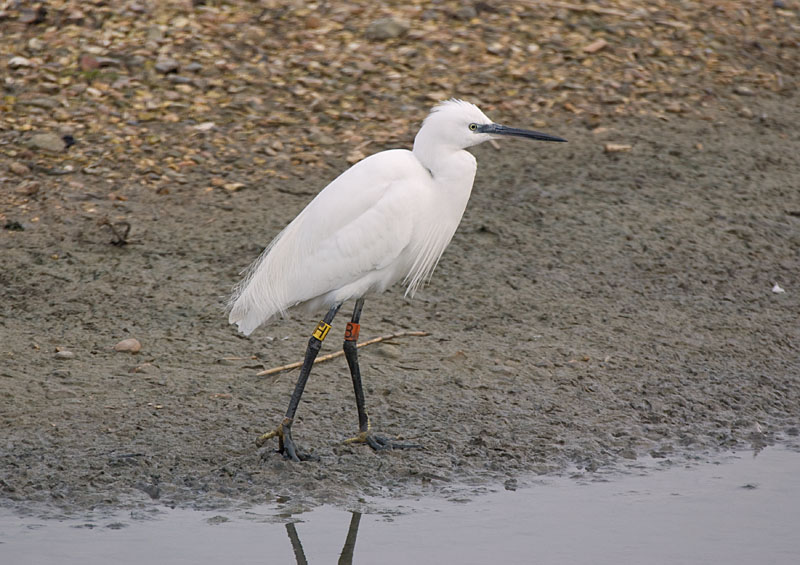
[342,298,421,451]
[338,512,361,565]
[343,298,369,433]
[257,303,341,461]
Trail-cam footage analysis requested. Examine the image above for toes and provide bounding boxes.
[366,435,389,451]
[362,434,421,451]
[283,442,301,462]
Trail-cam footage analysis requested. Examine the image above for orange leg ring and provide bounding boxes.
[344,322,360,342]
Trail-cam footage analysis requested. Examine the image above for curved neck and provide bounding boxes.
[413,129,464,179]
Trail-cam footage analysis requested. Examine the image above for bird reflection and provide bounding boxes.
[284,511,362,564]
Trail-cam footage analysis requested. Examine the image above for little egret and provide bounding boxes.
[229,99,566,461]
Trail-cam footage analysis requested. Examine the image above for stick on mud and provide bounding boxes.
[256,331,429,376]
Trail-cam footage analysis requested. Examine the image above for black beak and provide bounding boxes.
[476,123,567,143]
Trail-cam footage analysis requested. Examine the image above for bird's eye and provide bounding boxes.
[468,123,478,131]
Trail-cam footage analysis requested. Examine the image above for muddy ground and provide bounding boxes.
[2,91,800,516]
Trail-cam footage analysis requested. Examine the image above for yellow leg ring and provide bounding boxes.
[312,321,332,341]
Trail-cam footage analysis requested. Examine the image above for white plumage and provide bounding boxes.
[228,100,565,335]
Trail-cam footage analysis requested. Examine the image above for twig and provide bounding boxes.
[98,218,131,246]
[256,330,430,376]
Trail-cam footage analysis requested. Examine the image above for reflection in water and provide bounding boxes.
[285,511,362,565]
[338,512,361,564]
[285,522,307,565]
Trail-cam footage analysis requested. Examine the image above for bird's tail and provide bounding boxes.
[227,235,289,335]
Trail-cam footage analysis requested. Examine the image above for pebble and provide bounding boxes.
[486,42,505,55]
[733,85,755,96]
[16,181,39,195]
[365,17,409,40]
[9,162,30,175]
[55,350,76,360]
[155,57,180,74]
[23,97,59,109]
[604,143,632,153]
[29,132,66,152]
[583,38,609,53]
[167,74,193,85]
[454,6,477,20]
[8,56,33,69]
[147,25,164,43]
[114,338,142,353]
[79,54,100,71]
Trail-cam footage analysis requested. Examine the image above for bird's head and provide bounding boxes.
[416,99,566,152]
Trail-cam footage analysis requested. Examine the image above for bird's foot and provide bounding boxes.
[344,430,422,451]
[256,418,319,462]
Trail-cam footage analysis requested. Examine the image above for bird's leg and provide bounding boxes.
[257,303,341,462]
[342,298,421,451]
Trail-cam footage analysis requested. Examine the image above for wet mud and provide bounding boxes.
[2,97,799,515]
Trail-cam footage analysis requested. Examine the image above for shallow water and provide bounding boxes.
[2,446,799,564]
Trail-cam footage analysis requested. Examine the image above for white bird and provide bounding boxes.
[229,99,566,461]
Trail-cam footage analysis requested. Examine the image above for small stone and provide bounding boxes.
[193,121,215,132]
[733,85,755,96]
[346,149,366,164]
[8,56,33,69]
[114,338,142,353]
[739,107,754,118]
[311,132,336,145]
[9,162,30,175]
[55,350,76,360]
[23,97,59,109]
[167,74,193,85]
[155,57,180,74]
[171,15,190,28]
[29,132,66,152]
[365,17,410,40]
[604,143,632,153]
[583,38,608,53]
[19,5,47,25]
[486,42,505,55]
[454,5,478,20]
[95,56,121,67]
[16,181,39,196]
[79,54,100,71]
[147,25,164,43]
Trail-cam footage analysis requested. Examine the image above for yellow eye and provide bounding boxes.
[468,123,478,131]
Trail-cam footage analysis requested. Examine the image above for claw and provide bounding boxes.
[257,418,318,462]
